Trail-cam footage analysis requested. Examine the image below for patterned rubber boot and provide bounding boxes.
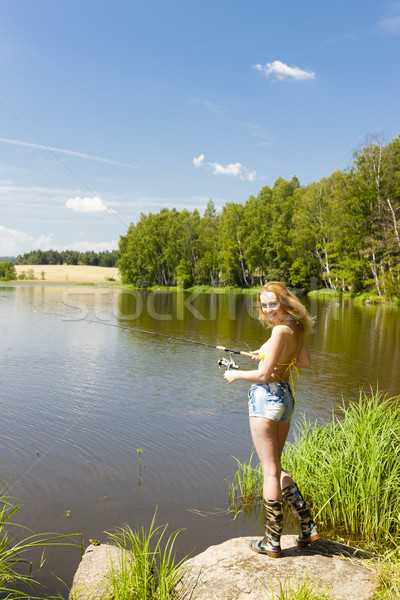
[250,499,283,558]
[282,482,320,546]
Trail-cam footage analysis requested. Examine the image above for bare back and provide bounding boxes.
[258,323,304,383]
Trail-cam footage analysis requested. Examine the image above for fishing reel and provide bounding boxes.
[218,352,239,371]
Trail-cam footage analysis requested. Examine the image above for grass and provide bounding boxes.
[0,479,82,599]
[371,545,400,599]
[260,574,338,600]
[105,511,188,600]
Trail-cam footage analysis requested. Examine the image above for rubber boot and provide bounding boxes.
[250,499,283,558]
[282,482,320,546]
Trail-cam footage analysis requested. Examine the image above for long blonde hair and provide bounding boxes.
[257,281,315,334]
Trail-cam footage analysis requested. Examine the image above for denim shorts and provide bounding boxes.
[248,382,295,423]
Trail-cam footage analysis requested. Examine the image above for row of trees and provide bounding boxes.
[16,249,119,267]
[118,135,400,296]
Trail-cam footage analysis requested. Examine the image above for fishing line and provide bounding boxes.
[8,312,161,492]
[36,308,254,357]
[10,304,253,491]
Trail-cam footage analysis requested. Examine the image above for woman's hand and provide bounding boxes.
[224,370,240,384]
[250,350,262,362]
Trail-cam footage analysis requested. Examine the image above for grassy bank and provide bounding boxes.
[308,288,400,305]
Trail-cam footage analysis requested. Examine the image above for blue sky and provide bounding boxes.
[1,0,400,256]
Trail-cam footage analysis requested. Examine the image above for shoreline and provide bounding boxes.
[2,265,399,304]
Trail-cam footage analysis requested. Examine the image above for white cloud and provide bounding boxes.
[211,161,243,176]
[377,3,400,34]
[194,154,257,181]
[193,154,205,167]
[66,196,111,213]
[0,225,54,255]
[210,161,256,181]
[254,60,316,81]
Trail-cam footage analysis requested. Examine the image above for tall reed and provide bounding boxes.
[282,389,400,543]
[228,451,263,514]
[106,511,188,600]
[228,390,400,545]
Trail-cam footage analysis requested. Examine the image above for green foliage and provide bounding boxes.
[105,512,188,600]
[0,261,17,280]
[117,137,400,294]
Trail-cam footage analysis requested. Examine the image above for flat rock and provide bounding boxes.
[69,536,376,600]
[178,536,375,600]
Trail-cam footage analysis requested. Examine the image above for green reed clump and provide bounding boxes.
[0,478,82,599]
[105,512,188,600]
[228,390,400,545]
[282,389,400,544]
[228,451,263,514]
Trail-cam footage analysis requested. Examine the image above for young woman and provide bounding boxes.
[224,281,320,558]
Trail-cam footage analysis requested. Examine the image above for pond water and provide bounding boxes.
[1,285,399,595]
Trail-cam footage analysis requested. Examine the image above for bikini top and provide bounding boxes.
[259,318,302,402]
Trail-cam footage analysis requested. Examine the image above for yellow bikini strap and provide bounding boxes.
[280,358,299,402]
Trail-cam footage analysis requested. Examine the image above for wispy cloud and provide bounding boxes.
[0,225,54,255]
[253,60,316,81]
[0,138,241,192]
[191,98,225,115]
[377,2,400,34]
[66,196,115,214]
[193,154,256,181]
[323,32,359,44]
[0,138,150,171]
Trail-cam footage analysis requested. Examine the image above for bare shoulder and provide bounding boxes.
[270,325,291,342]
[271,324,292,337]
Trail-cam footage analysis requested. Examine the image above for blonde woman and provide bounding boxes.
[224,281,320,557]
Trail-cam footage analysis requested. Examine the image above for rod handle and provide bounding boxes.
[216,346,253,358]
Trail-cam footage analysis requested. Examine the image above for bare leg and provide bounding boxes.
[249,417,281,500]
[277,421,295,490]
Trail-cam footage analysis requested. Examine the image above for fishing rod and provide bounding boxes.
[37,310,253,370]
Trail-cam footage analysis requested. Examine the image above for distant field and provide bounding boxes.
[14,264,121,283]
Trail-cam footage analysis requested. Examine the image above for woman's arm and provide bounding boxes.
[224,328,285,384]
